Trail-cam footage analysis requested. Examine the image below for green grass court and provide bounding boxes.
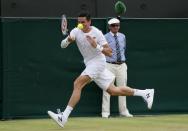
[0,114,188,131]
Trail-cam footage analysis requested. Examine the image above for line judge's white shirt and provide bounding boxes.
[70,26,107,64]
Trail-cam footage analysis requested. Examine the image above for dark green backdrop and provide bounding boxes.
[0,18,188,119]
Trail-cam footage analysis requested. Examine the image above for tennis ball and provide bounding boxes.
[114,1,126,15]
[77,23,84,30]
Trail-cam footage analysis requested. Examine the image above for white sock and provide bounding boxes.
[133,89,146,97]
[63,106,73,119]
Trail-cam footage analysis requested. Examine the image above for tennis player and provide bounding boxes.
[47,11,154,128]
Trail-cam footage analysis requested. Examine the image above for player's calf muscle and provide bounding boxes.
[107,86,134,96]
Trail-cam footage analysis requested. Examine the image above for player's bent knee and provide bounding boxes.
[73,80,82,90]
[73,79,86,90]
[106,84,116,95]
[106,88,115,96]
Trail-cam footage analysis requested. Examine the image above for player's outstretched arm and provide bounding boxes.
[61,36,75,48]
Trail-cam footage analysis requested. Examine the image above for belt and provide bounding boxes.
[106,61,125,65]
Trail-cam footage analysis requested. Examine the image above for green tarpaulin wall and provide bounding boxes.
[0,18,188,119]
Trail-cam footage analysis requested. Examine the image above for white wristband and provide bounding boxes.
[96,44,104,52]
[61,37,70,48]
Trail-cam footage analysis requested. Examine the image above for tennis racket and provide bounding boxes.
[61,14,69,35]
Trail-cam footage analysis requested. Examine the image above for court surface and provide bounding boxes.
[0,114,188,131]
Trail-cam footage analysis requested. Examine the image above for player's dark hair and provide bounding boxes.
[78,11,91,21]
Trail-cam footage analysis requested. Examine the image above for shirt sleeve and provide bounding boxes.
[69,28,77,40]
[124,34,126,45]
[97,30,108,46]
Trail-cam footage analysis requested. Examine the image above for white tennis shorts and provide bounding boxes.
[81,58,115,91]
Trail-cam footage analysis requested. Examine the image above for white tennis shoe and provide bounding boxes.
[120,109,133,117]
[143,89,154,109]
[47,111,67,128]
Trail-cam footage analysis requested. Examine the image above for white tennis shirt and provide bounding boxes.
[70,26,107,64]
